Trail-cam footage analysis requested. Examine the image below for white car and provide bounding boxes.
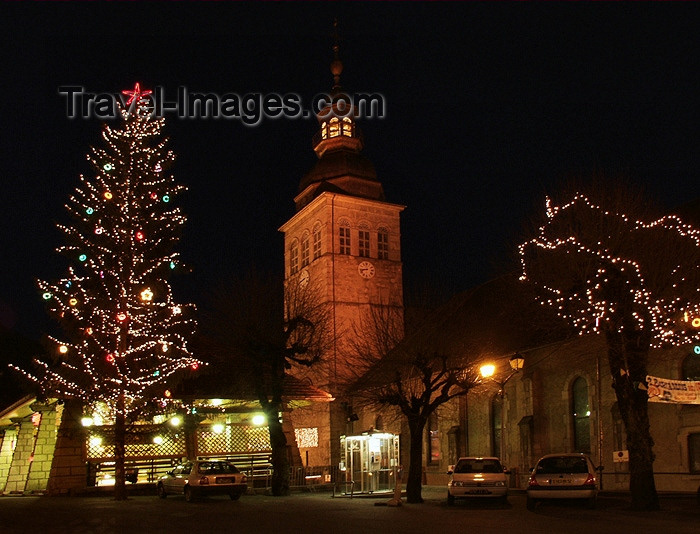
[447,456,508,504]
[526,453,598,510]
[157,459,247,502]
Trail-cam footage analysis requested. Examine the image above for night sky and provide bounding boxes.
[2,2,700,343]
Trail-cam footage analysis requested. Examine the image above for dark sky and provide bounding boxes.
[2,2,700,342]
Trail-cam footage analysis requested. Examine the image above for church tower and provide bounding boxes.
[279,30,404,467]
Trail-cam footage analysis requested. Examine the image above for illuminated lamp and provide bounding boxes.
[210,399,222,406]
[162,195,170,203]
[140,288,154,302]
[152,436,164,445]
[164,389,172,398]
[116,312,128,322]
[69,298,78,306]
[172,306,182,315]
[135,231,145,241]
[103,163,114,171]
[42,292,52,300]
[104,191,113,200]
[81,416,94,427]
[169,416,182,427]
[212,423,224,434]
[89,437,102,447]
[480,364,496,378]
[252,414,265,426]
[86,207,94,215]
[693,318,700,328]
[161,343,168,353]
[510,353,525,371]
[58,345,68,354]
[79,254,87,262]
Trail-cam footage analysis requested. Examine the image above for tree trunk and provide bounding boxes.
[265,404,290,496]
[406,417,426,503]
[606,330,659,510]
[113,392,127,501]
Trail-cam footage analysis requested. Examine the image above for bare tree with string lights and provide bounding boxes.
[11,84,200,500]
[519,182,700,510]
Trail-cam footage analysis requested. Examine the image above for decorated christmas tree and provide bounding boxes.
[13,84,200,498]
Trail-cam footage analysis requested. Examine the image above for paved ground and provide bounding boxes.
[1,485,698,534]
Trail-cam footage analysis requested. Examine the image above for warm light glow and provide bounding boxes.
[152,435,164,445]
[140,288,153,302]
[58,345,68,354]
[480,364,496,378]
[81,416,94,427]
[212,423,225,434]
[252,414,266,426]
[104,191,113,200]
[89,436,102,446]
[169,416,182,427]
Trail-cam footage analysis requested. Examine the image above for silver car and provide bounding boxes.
[526,453,598,510]
[157,459,248,502]
[447,456,508,504]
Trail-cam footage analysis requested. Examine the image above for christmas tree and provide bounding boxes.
[13,84,200,498]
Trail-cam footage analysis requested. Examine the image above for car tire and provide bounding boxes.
[184,486,194,502]
[447,492,455,506]
[230,492,241,501]
[526,496,537,511]
[157,483,167,499]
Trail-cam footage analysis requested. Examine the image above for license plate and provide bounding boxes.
[467,489,491,495]
[549,479,572,485]
[216,477,232,484]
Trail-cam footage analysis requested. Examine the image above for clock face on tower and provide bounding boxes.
[358,261,375,279]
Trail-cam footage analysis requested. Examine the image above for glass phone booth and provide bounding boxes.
[339,430,400,494]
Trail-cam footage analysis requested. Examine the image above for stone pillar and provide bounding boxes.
[25,403,58,494]
[0,426,19,493]
[46,400,87,496]
[3,415,37,494]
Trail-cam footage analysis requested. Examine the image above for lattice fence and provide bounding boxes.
[86,425,185,460]
[197,424,271,455]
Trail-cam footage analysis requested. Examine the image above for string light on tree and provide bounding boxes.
[12,82,202,422]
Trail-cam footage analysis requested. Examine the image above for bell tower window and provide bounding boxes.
[301,232,310,267]
[329,117,340,138]
[339,220,351,255]
[377,227,389,260]
[290,241,299,275]
[358,224,370,258]
[341,117,353,137]
[312,224,322,260]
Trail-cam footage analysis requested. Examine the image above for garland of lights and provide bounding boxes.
[11,85,201,417]
[519,194,700,348]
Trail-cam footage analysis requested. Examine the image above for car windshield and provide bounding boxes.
[197,462,240,475]
[454,459,502,473]
[536,457,589,474]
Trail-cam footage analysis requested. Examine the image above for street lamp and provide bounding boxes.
[479,354,525,463]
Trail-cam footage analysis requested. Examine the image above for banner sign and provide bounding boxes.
[646,375,700,404]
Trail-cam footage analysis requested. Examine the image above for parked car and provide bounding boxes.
[157,459,247,502]
[526,453,598,510]
[447,456,508,505]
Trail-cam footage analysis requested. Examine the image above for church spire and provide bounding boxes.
[330,18,343,94]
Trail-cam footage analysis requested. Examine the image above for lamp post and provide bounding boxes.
[479,354,525,464]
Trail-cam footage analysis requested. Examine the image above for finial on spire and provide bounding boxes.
[330,18,343,92]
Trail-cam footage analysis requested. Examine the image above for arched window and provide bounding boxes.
[358,222,370,258]
[491,395,502,459]
[289,241,299,275]
[377,226,389,260]
[572,377,591,453]
[329,117,340,138]
[339,219,351,255]
[301,232,310,268]
[341,117,353,137]
[321,121,328,140]
[682,348,700,381]
[312,224,322,260]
